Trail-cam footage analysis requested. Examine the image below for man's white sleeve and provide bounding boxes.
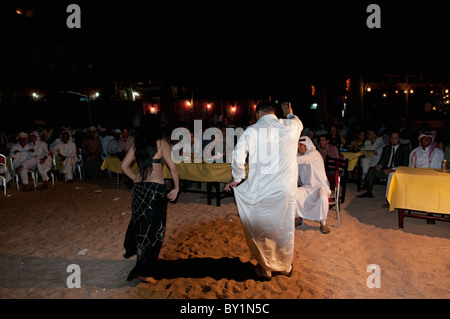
[231,131,249,183]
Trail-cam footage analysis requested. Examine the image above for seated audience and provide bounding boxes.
[357,131,409,199]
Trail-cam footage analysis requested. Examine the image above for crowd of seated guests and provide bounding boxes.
[1,113,449,196]
[0,123,137,191]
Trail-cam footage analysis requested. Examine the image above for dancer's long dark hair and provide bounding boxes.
[134,114,161,182]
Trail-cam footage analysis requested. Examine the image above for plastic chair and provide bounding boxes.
[0,154,7,196]
[9,157,20,190]
[328,171,341,228]
[325,155,349,203]
[75,148,84,181]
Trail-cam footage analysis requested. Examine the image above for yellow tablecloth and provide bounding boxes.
[386,166,450,214]
[340,151,364,171]
[101,157,137,174]
[101,157,248,183]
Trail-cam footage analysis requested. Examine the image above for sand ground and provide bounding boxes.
[0,175,449,299]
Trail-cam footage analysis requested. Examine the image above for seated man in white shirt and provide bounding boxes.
[361,129,385,182]
[51,131,78,183]
[409,132,445,225]
[29,131,53,190]
[295,136,332,234]
[10,132,35,191]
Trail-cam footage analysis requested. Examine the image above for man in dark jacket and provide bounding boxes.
[357,131,409,198]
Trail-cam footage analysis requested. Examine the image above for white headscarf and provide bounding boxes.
[299,135,316,155]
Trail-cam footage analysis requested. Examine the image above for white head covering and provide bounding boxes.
[299,135,316,154]
[29,131,41,141]
[17,132,28,140]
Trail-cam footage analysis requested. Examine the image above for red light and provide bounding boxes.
[207,103,211,109]
[231,106,236,112]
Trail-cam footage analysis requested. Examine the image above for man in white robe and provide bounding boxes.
[225,101,302,280]
[295,136,331,234]
[29,131,52,190]
[10,132,35,191]
[51,131,77,182]
[410,132,444,169]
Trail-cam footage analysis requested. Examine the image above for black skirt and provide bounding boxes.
[123,182,167,281]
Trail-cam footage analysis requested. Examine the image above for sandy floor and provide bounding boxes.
[0,175,449,299]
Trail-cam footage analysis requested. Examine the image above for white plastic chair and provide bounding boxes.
[9,157,20,190]
[0,154,7,196]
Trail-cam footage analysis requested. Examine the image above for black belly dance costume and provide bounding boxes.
[123,158,167,281]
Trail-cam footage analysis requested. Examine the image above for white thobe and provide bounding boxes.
[31,140,52,182]
[51,140,77,180]
[295,148,331,222]
[10,143,35,185]
[232,113,302,272]
[409,146,445,169]
[362,137,385,175]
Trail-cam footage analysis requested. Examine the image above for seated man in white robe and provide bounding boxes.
[295,136,332,234]
[10,132,36,191]
[410,132,445,169]
[29,131,53,190]
[51,131,78,183]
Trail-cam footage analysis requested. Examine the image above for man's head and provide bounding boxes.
[61,132,70,144]
[298,141,307,154]
[113,129,121,140]
[329,125,338,137]
[122,129,129,138]
[418,132,433,149]
[366,129,376,142]
[29,131,40,144]
[255,101,277,121]
[318,134,329,149]
[17,132,28,147]
[298,136,316,155]
[88,126,97,138]
[389,131,401,146]
[99,128,107,137]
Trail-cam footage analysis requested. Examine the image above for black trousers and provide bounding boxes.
[366,166,389,195]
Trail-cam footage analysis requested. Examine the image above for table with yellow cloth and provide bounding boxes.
[386,166,450,228]
[101,157,248,206]
[340,151,364,172]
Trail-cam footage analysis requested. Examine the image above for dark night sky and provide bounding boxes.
[2,1,450,93]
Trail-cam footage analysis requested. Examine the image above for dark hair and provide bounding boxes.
[134,114,161,182]
[255,100,277,114]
